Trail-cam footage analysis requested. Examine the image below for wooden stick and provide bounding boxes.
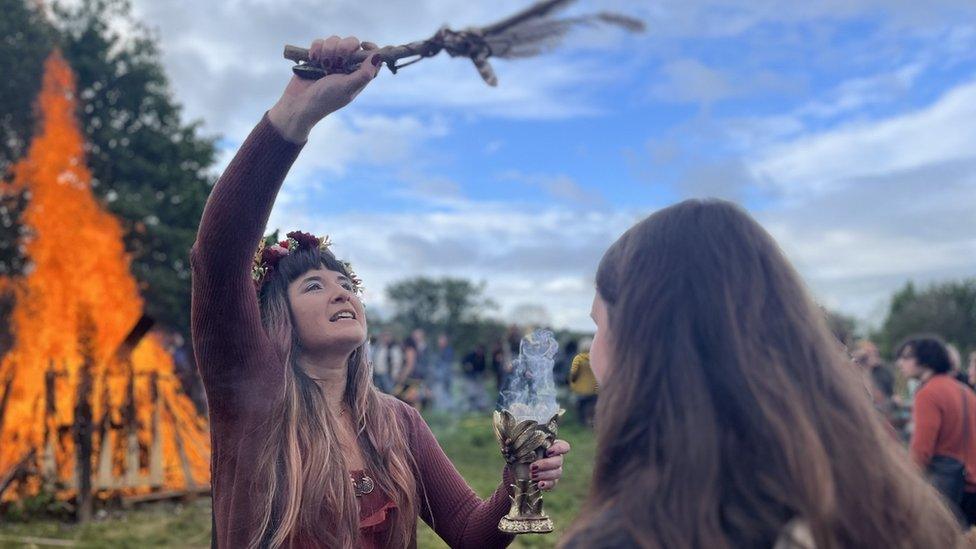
[0,449,35,501]
[123,360,140,488]
[0,369,14,438]
[283,39,433,68]
[73,327,95,523]
[95,377,116,490]
[163,395,197,490]
[42,362,57,484]
[148,372,163,488]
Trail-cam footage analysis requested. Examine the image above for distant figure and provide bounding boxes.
[431,334,456,412]
[461,344,490,412]
[370,331,400,394]
[898,335,976,525]
[568,350,597,427]
[554,338,578,387]
[968,351,976,389]
[490,341,508,395]
[398,328,431,410]
[948,343,968,386]
[852,340,896,421]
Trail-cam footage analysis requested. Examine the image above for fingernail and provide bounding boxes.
[370,55,382,67]
[531,472,539,480]
[531,465,538,472]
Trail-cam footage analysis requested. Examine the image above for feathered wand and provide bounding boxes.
[283,0,644,85]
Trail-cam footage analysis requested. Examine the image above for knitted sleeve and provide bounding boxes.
[190,113,304,418]
[403,405,515,549]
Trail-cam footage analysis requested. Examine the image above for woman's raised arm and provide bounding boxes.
[189,37,381,411]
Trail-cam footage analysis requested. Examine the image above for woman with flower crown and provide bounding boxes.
[191,36,571,548]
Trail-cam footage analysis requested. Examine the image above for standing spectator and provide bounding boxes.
[898,335,976,524]
[371,331,400,394]
[490,341,509,399]
[948,343,967,386]
[432,334,456,412]
[853,340,896,423]
[398,329,431,410]
[569,347,598,427]
[968,351,976,389]
[554,338,577,388]
[461,344,490,412]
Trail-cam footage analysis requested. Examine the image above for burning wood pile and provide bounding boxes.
[0,51,210,518]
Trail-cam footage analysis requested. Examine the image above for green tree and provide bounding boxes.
[874,279,976,358]
[0,0,55,276]
[0,0,216,335]
[385,277,498,353]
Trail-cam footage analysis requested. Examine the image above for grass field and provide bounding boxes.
[0,408,594,548]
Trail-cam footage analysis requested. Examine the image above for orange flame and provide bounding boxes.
[0,51,209,498]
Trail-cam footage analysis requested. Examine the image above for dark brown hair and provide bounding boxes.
[561,199,962,548]
[897,335,953,374]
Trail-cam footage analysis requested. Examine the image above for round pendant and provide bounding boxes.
[353,474,375,496]
[359,475,374,495]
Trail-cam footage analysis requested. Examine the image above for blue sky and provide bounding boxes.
[130,0,976,331]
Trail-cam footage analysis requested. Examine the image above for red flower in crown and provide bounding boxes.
[261,244,289,265]
[252,230,363,296]
[287,231,322,249]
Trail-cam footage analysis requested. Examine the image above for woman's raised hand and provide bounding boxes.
[269,36,381,143]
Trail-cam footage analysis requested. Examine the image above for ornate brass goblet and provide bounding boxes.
[492,408,565,534]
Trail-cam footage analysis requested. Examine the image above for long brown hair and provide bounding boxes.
[562,199,962,548]
[249,247,417,548]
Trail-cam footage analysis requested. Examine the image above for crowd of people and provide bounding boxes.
[854,336,976,526]
[366,325,583,416]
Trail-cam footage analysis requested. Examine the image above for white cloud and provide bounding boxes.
[265,199,638,331]
[752,78,976,196]
[498,170,606,207]
[131,0,632,138]
[291,113,450,178]
[743,78,976,325]
[795,63,924,120]
[604,0,976,39]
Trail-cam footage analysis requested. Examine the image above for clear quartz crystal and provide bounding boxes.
[499,329,560,423]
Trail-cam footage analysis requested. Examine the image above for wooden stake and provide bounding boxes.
[0,369,13,439]
[148,372,163,488]
[41,362,57,485]
[73,310,96,523]
[163,396,196,490]
[0,449,35,502]
[95,378,116,490]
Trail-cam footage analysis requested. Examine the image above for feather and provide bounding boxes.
[481,0,578,35]
[486,12,644,60]
[596,12,646,33]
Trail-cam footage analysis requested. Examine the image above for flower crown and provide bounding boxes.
[252,230,364,294]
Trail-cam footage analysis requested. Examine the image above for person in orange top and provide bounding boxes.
[898,335,976,524]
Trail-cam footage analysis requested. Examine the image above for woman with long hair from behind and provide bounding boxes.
[560,199,967,548]
[191,35,569,548]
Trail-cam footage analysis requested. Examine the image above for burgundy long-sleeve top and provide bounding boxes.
[190,113,514,548]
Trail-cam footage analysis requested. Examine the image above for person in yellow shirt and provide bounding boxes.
[569,350,598,426]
